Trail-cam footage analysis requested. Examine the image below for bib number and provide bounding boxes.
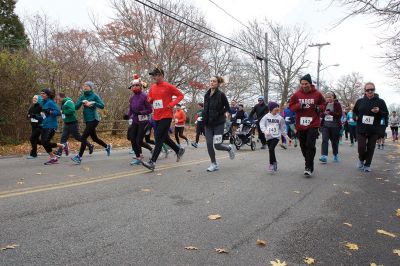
[362,115,374,125]
[213,135,223,144]
[348,118,354,123]
[300,117,312,126]
[153,100,163,109]
[236,119,241,124]
[128,119,133,125]
[31,118,38,123]
[138,115,149,122]
[285,117,291,122]
[325,115,333,122]
[266,124,280,138]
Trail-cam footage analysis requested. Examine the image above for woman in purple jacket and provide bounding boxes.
[127,75,153,165]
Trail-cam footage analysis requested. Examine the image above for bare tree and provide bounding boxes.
[332,72,364,107]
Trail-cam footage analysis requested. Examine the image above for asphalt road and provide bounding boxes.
[0,138,399,265]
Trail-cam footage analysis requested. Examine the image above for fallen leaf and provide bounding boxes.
[16,181,24,185]
[20,178,24,180]
[186,170,191,172]
[383,169,391,172]
[333,183,338,186]
[343,223,353,227]
[256,239,266,246]
[0,244,19,251]
[68,174,76,177]
[384,179,390,182]
[36,172,42,175]
[270,259,287,266]
[184,246,198,250]
[215,248,228,254]
[376,178,383,180]
[343,191,351,195]
[370,263,383,266]
[293,191,300,194]
[206,201,210,204]
[392,191,398,193]
[396,209,400,217]
[377,229,396,238]
[393,249,400,256]
[304,257,316,265]
[83,167,90,171]
[156,173,162,176]
[141,188,151,192]
[208,214,221,220]
[345,242,359,250]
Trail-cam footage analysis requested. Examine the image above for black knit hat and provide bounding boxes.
[41,88,51,96]
[300,74,312,84]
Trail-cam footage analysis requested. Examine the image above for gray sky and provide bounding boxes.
[16,0,400,105]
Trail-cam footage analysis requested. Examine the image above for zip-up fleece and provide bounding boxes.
[61,97,78,123]
[75,90,104,122]
[128,92,152,124]
[148,81,184,120]
[174,109,186,127]
[353,94,388,135]
[42,98,61,129]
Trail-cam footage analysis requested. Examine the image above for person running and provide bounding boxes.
[55,93,94,157]
[289,74,325,176]
[260,101,291,172]
[389,111,399,142]
[192,103,205,148]
[203,76,235,172]
[283,102,298,147]
[319,91,343,164]
[174,104,190,146]
[232,104,248,137]
[353,82,388,172]
[27,95,43,159]
[377,116,388,149]
[127,75,153,165]
[249,96,269,149]
[71,81,111,164]
[141,67,185,171]
[39,88,67,165]
[346,105,357,146]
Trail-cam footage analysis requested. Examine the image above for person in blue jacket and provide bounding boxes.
[283,102,298,147]
[40,88,67,165]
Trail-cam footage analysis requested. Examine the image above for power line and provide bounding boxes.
[207,0,250,31]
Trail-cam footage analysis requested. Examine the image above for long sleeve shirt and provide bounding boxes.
[259,113,288,141]
[148,81,184,121]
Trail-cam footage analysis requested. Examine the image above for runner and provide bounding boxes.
[203,76,235,172]
[55,92,94,157]
[71,81,111,164]
[174,104,190,146]
[27,95,42,159]
[141,67,185,171]
[191,103,205,148]
[249,96,269,149]
[260,101,291,172]
[39,88,66,165]
[346,105,357,146]
[319,91,343,164]
[283,102,298,147]
[353,82,388,172]
[389,111,399,142]
[289,74,325,176]
[377,116,388,149]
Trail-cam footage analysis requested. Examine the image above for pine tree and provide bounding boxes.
[0,0,29,51]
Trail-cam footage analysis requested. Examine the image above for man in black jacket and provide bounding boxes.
[249,96,269,149]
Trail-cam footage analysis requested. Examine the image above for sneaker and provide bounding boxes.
[27,155,37,159]
[363,166,371,172]
[176,147,185,162]
[268,164,274,172]
[319,155,327,164]
[273,162,278,171]
[71,155,82,165]
[304,168,312,177]
[228,144,235,160]
[55,150,62,158]
[191,142,198,148]
[280,144,287,150]
[130,158,142,165]
[207,163,219,172]
[44,157,58,165]
[381,144,384,150]
[357,160,364,170]
[63,142,69,156]
[142,160,155,171]
[129,149,135,154]
[294,141,298,148]
[88,144,94,155]
[260,144,267,150]
[333,154,339,163]
[105,144,112,156]
[186,139,190,146]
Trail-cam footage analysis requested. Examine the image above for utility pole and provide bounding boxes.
[264,32,269,102]
[308,42,330,89]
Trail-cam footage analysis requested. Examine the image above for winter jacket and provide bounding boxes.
[259,113,288,141]
[148,81,184,120]
[128,92,152,125]
[232,109,248,125]
[174,109,186,127]
[320,100,342,128]
[75,90,104,122]
[289,85,325,131]
[249,102,269,120]
[203,88,230,127]
[41,98,61,129]
[389,115,399,127]
[61,97,78,124]
[195,108,204,123]
[27,103,43,127]
[353,94,388,135]
[283,107,296,125]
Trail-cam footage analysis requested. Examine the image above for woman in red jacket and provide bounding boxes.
[174,104,189,146]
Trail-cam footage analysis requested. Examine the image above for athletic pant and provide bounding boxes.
[30,125,42,157]
[357,133,378,167]
[41,128,57,153]
[256,121,267,145]
[321,126,340,156]
[267,138,279,164]
[391,126,398,140]
[79,120,107,157]
[298,128,319,171]
[129,123,152,158]
[287,124,297,140]
[205,123,231,163]
[128,124,153,152]
[348,125,357,144]
[174,126,188,145]
[57,122,91,154]
[195,122,205,143]
[150,118,179,162]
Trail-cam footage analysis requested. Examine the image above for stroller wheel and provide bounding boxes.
[251,141,256,151]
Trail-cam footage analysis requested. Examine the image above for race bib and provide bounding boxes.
[153,99,163,109]
[213,134,223,144]
[138,115,149,122]
[362,115,374,125]
[266,124,280,138]
[236,119,241,124]
[128,119,133,125]
[285,117,291,122]
[300,117,312,126]
[197,117,203,122]
[61,114,66,120]
[30,118,38,123]
[325,115,333,122]
[40,112,46,119]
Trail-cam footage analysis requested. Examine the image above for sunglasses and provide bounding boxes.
[365,88,375,92]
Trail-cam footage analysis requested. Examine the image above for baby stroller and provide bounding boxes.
[223,120,235,144]
[232,119,257,150]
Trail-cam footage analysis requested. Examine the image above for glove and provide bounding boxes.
[123,114,129,120]
[43,109,51,115]
[301,103,307,109]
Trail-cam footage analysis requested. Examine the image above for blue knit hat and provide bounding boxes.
[84,81,96,90]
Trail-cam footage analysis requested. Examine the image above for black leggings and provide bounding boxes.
[30,126,42,156]
[151,118,179,162]
[130,123,152,157]
[298,128,319,171]
[267,138,279,164]
[174,126,188,145]
[128,124,153,152]
[79,120,107,157]
[41,128,57,153]
[195,122,205,143]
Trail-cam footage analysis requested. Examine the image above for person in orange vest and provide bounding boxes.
[174,104,190,146]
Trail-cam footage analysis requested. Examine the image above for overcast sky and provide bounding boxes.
[15,0,400,105]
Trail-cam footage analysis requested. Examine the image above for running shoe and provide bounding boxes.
[130,158,142,165]
[176,147,185,162]
[381,144,384,150]
[44,157,58,165]
[357,160,364,170]
[71,155,82,164]
[105,144,112,156]
[319,155,327,164]
[280,144,287,150]
[88,144,94,155]
[129,149,135,154]
[273,162,278,172]
[268,164,274,172]
[27,155,37,159]
[363,166,371,172]
[260,144,267,150]
[294,141,298,148]
[333,154,339,163]
[191,142,198,148]
[55,149,62,158]
[63,142,69,156]
[228,144,235,160]
[207,163,219,172]
[377,144,381,149]
[304,168,312,177]
[142,160,155,171]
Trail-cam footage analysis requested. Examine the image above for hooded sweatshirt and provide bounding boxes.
[61,97,78,123]
[353,94,388,135]
[75,90,104,122]
[41,98,61,129]
[289,84,325,131]
[259,112,288,141]
[128,92,152,124]
[174,109,186,127]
